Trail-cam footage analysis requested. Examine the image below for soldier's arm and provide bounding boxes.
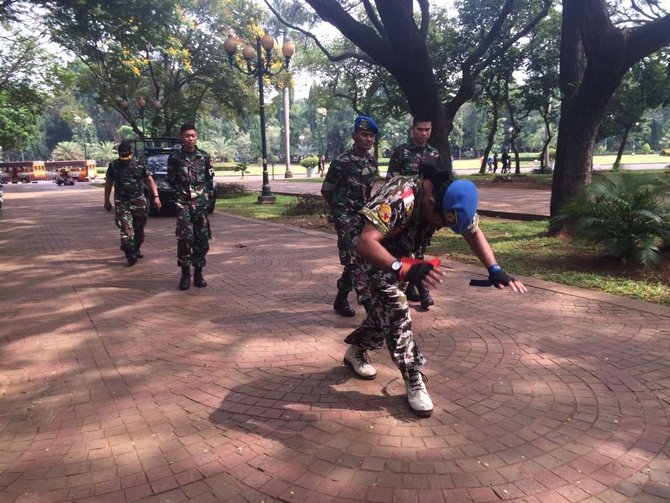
[356,222,444,287]
[320,159,341,208]
[462,227,527,293]
[386,148,402,180]
[104,177,113,210]
[205,155,215,197]
[167,156,176,188]
[146,175,162,211]
[104,163,113,211]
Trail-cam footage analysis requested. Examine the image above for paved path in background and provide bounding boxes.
[219,174,552,219]
[1,182,670,503]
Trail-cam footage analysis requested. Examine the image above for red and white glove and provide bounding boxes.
[398,257,441,283]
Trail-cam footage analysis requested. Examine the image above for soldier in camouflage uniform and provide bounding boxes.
[343,161,527,417]
[167,123,215,291]
[386,116,447,310]
[104,141,161,266]
[321,116,378,317]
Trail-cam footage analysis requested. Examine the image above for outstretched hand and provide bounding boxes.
[489,269,527,293]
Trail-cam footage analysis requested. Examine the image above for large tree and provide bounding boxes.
[550,0,670,226]
[267,0,551,170]
[41,0,262,136]
[598,54,670,168]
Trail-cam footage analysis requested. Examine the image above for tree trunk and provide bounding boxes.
[550,91,604,218]
[613,127,629,170]
[551,0,670,232]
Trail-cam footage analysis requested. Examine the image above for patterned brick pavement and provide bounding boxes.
[1,182,669,503]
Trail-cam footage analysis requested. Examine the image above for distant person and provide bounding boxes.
[386,115,447,310]
[501,150,510,174]
[321,116,377,317]
[104,141,161,266]
[493,152,499,173]
[167,123,215,290]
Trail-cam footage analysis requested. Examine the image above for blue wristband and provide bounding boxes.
[487,264,502,274]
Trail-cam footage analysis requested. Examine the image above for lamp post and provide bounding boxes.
[119,97,159,137]
[74,115,93,160]
[224,32,295,204]
[316,107,327,157]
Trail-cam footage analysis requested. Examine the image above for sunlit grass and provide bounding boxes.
[429,218,670,306]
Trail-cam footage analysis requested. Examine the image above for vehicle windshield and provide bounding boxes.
[144,154,169,174]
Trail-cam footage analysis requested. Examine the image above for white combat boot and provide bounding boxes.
[404,370,433,417]
[343,345,377,380]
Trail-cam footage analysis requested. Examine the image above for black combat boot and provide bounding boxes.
[178,266,191,290]
[194,267,207,288]
[333,289,355,317]
[418,284,434,309]
[405,283,421,302]
[134,244,143,259]
[125,248,137,266]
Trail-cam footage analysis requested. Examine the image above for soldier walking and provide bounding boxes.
[386,115,446,309]
[104,141,161,266]
[167,123,215,290]
[321,116,378,317]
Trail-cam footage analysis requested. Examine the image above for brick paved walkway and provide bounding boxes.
[1,182,670,503]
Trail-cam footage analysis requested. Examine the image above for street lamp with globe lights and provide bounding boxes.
[74,115,93,160]
[224,32,295,204]
[119,96,161,136]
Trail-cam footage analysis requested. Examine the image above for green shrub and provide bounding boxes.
[641,143,652,155]
[299,155,319,169]
[234,162,249,177]
[283,195,329,216]
[552,173,670,268]
[215,182,250,199]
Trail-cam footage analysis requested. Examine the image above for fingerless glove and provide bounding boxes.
[398,257,441,283]
[488,265,515,287]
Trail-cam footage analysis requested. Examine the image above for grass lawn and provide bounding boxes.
[215,191,670,306]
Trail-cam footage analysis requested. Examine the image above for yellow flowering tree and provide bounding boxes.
[45,0,264,136]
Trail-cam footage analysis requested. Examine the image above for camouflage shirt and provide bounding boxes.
[360,176,479,258]
[386,138,441,180]
[321,149,377,218]
[106,158,150,205]
[167,147,214,208]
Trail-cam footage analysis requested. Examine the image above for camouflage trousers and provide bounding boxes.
[337,264,372,304]
[334,213,371,303]
[344,264,426,373]
[115,200,147,252]
[175,202,211,268]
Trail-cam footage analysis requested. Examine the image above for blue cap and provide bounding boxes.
[354,116,378,134]
[442,180,478,234]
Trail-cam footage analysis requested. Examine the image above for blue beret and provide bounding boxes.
[354,115,378,133]
[442,180,478,234]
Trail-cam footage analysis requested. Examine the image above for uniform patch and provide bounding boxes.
[445,210,457,225]
[400,188,414,205]
[379,203,392,223]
